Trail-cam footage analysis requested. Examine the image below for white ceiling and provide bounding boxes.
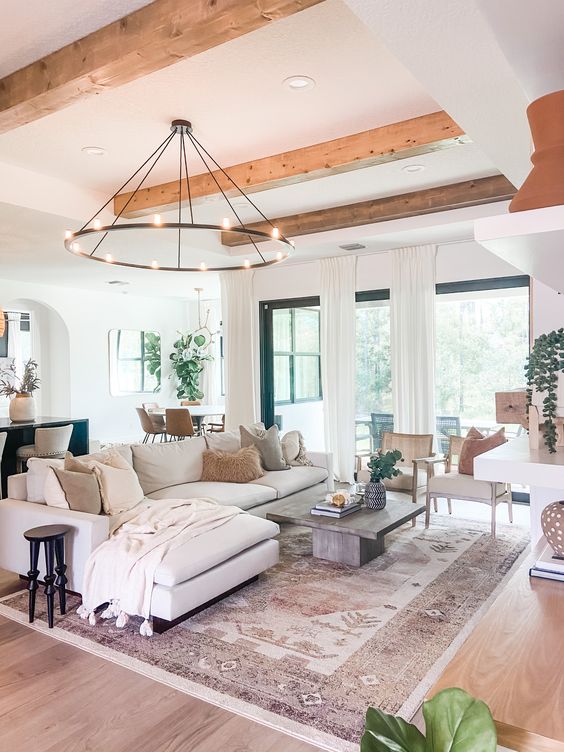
[0,0,154,78]
[0,0,440,192]
[0,0,523,298]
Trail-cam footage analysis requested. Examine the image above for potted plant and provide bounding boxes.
[361,687,497,751]
[365,449,402,509]
[525,328,564,452]
[169,331,213,402]
[0,359,41,422]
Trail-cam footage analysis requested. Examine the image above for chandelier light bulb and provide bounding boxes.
[93,219,102,230]
[71,242,80,253]
[243,259,251,269]
[153,214,162,226]
[276,251,283,261]
[272,226,280,239]
[151,259,159,269]
[105,253,113,263]
[64,230,73,240]
[222,217,231,230]
[199,262,207,271]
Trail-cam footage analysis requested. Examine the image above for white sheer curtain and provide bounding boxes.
[391,244,437,435]
[220,271,257,430]
[199,298,222,405]
[320,256,357,483]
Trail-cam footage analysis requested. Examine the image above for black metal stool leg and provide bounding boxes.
[44,540,56,628]
[54,537,67,615]
[27,539,40,624]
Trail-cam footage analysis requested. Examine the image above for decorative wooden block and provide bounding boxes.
[495,389,528,427]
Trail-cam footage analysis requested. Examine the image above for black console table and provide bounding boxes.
[0,417,89,496]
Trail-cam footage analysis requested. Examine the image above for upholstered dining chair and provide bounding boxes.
[165,408,196,440]
[424,434,512,537]
[142,401,159,412]
[0,432,6,499]
[16,424,74,473]
[135,407,167,444]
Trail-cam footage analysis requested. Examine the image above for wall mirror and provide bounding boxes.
[109,329,161,396]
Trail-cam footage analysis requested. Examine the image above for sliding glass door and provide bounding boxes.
[260,297,323,448]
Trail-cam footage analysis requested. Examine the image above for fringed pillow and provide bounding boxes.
[281,430,313,466]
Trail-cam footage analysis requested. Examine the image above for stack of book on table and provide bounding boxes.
[311,499,361,518]
[529,542,564,582]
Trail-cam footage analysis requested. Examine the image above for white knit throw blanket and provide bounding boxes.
[77,497,241,636]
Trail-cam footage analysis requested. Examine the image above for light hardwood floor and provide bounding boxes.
[0,570,322,752]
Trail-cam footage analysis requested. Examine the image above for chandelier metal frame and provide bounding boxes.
[64,119,293,272]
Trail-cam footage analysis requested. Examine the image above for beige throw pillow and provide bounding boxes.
[200,447,264,483]
[66,451,144,515]
[26,457,65,502]
[281,430,313,467]
[43,467,71,509]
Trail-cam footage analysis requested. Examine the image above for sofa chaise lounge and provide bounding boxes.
[0,432,333,632]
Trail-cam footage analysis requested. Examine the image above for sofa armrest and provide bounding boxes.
[0,499,110,592]
[7,473,27,501]
[306,451,335,492]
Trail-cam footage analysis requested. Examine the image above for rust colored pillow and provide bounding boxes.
[200,446,264,483]
[458,427,507,475]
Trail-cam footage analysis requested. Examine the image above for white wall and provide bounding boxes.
[531,280,564,337]
[0,278,188,442]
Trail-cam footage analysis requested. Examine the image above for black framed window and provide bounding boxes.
[260,296,321,427]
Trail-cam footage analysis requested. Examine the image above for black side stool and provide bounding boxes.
[23,525,71,628]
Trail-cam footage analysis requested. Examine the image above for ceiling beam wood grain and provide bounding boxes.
[114,111,466,217]
[0,0,324,135]
[220,175,516,245]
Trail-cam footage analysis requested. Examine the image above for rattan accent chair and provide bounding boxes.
[424,434,512,537]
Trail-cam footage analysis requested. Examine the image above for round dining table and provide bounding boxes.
[148,405,225,433]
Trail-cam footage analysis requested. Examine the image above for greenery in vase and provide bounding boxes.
[361,687,497,752]
[525,328,564,453]
[169,331,213,401]
[0,359,40,397]
[367,449,402,484]
[144,331,162,391]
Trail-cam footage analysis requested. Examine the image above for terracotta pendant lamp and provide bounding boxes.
[509,89,564,212]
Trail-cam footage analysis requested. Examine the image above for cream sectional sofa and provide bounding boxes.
[0,432,333,632]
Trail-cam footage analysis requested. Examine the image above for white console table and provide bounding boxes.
[474,436,564,543]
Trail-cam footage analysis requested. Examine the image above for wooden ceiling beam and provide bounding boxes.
[113,111,465,217]
[0,0,324,135]
[221,175,516,246]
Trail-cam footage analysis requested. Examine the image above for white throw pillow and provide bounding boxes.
[43,467,70,509]
[26,457,65,503]
[281,430,313,467]
[89,451,145,515]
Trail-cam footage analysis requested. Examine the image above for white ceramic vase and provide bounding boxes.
[9,393,36,422]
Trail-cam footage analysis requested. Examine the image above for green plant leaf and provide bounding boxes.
[362,707,425,752]
[193,334,206,347]
[423,689,497,752]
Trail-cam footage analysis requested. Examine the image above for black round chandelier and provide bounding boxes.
[64,119,294,272]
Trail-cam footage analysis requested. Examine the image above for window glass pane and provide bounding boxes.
[435,287,529,435]
[355,298,392,454]
[274,355,291,402]
[295,355,320,400]
[294,307,320,353]
[118,360,142,392]
[273,309,292,352]
[144,362,158,392]
[118,330,142,358]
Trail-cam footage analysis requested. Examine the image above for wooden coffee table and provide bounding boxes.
[266,491,425,567]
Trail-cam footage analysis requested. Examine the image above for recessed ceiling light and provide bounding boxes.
[81,146,106,156]
[339,242,366,251]
[283,75,315,91]
[402,163,425,174]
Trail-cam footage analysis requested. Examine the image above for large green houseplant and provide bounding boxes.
[361,687,497,752]
[525,328,564,453]
[169,331,213,402]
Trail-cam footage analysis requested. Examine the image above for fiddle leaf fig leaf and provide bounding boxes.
[422,689,497,752]
[361,707,425,752]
